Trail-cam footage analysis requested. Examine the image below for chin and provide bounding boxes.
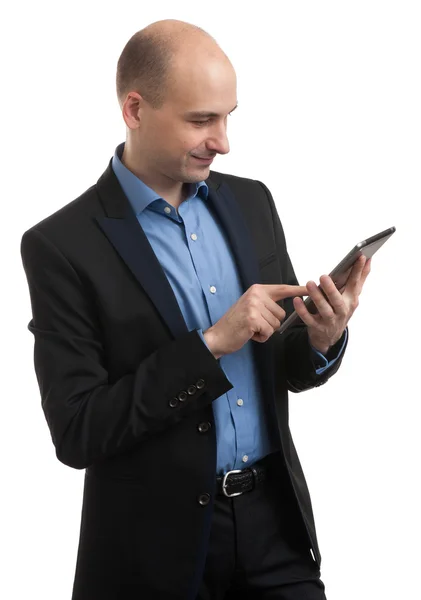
[181,169,206,183]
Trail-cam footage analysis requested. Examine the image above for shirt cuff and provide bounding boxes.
[310,329,348,375]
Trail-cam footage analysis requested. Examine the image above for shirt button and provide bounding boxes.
[164,206,171,214]
[237,399,244,406]
[191,233,198,241]
[210,286,216,294]
[242,455,249,463]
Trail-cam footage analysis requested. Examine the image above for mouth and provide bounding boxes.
[192,155,214,165]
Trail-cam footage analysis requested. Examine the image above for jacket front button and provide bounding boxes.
[169,397,179,408]
[197,422,211,433]
[198,493,210,506]
[196,379,205,390]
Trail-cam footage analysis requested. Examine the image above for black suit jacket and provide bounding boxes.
[21,158,347,600]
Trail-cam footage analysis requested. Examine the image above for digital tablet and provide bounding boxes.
[277,226,396,335]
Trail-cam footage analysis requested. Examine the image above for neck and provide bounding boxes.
[121,141,188,209]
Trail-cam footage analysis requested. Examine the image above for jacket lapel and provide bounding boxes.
[95,160,261,339]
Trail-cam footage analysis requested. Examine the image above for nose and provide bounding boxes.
[207,121,230,155]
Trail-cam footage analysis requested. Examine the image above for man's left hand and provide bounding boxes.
[293,255,372,355]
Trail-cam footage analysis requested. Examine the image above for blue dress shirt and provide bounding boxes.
[111,142,346,474]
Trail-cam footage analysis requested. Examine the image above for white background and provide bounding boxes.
[2,1,420,598]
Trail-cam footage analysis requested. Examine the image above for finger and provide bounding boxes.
[318,275,347,317]
[344,255,371,297]
[262,295,288,324]
[306,280,337,320]
[250,304,281,341]
[345,255,367,290]
[265,284,308,302]
[260,303,284,332]
[352,257,372,296]
[359,257,372,287]
[292,296,319,328]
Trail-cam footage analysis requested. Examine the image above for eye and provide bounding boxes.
[192,113,233,127]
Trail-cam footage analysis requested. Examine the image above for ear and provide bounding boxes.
[122,92,144,130]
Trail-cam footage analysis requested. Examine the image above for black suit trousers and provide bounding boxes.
[197,453,327,600]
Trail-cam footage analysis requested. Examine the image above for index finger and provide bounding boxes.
[265,284,308,301]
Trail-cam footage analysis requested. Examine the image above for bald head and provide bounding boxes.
[116,19,233,109]
[116,20,237,206]
[141,18,217,46]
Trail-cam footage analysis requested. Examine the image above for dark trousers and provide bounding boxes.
[197,454,327,599]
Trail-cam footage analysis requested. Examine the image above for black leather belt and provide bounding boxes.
[216,457,269,497]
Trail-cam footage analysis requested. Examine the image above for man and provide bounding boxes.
[21,19,370,600]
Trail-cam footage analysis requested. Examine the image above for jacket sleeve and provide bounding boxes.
[256,180,348,393]
[21,228,233,469]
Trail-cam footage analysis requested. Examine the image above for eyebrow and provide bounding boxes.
[184,103,238,119]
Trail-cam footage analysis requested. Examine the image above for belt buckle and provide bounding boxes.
[222,469,243,497]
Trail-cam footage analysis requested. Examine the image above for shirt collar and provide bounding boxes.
[112,142,209,215]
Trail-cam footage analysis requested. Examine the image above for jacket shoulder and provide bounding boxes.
[208,169,262,190]
[22,181,100,237]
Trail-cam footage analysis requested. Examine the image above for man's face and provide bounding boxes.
[132,53,237,184]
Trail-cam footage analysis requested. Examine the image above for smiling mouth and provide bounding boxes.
[192,155,215,162]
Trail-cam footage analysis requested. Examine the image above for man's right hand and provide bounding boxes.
[203,284,308,359]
